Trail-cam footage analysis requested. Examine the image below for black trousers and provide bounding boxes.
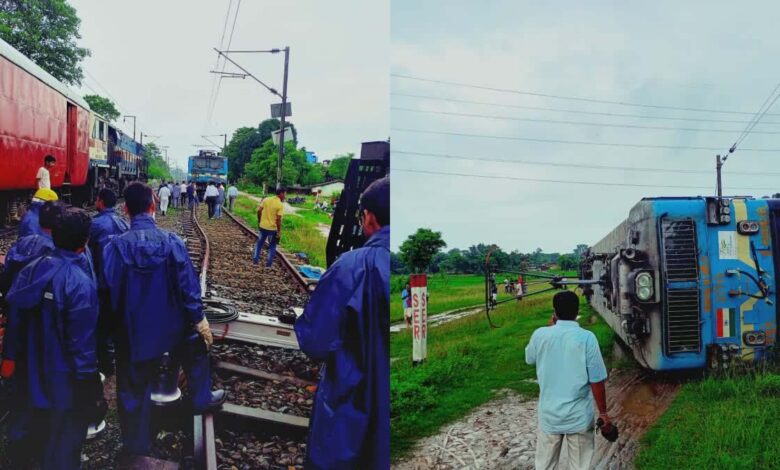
[205,196,217,218]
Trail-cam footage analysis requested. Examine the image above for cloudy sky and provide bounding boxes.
[391,0,780,253]
[70,0,388,174]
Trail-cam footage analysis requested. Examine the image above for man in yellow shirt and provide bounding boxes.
[253,187,286,267]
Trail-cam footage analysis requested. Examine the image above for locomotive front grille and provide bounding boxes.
[665,288,701,353]
[660,219,699,282]
[660,218,701,353]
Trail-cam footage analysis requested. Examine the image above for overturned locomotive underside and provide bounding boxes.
[580,197,778,371]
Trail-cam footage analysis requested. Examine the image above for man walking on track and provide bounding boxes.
[204,182,219,219]
[525,290,611,470]
[171,181,181,209]
[253,187,285,267]
[103,182,225,455]
[294,176,390,470]
[180,181,187,207]
[158,182,171,216]
[227,183,238,212]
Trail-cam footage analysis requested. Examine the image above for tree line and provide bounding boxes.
[393,228,589,275]
[223,119,351,188]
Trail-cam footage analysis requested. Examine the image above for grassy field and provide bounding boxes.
[230,194,329,267]
[637,368,780,469]
[389,271,577,323]
[390,291,614,459]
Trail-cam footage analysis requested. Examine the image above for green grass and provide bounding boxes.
[389,271,577,323]
[390,293,614,459]
[637,368,780,469]
[230,195,328,267]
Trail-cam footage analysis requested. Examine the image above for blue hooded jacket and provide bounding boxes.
[18,202,43,237]
[102,213,203,363]
[294,225,390,470]
[5,249,98,409]
[89,207,129,290]
[1,233,54,294]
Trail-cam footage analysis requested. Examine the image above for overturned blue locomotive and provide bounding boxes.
[580,196,779,370]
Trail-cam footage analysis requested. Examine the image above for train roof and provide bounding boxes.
[0,37,90,110]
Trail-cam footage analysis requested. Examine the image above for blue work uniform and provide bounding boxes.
[102,213,212,454]
[89,207,129,374]
[294,225,390,470]
[5,249,99,470]
[0,232,54,296]
[18,202,44,237]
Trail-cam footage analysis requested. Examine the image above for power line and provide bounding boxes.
[206,0,242,127]
[392,167,778,192]
[393,150,780,177]
[391,92,780,126]
[392,128,780,152]
[734,83,780,148]
[204,0,234,130]
[391,73,780,117]
[392,107,780,135]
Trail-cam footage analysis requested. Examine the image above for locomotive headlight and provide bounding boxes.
[634,272,654,301]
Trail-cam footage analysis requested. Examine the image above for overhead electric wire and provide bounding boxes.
[206,0,242,127]
[392,168,779,192]
[391,92,780,126]
[393,150,780,177]
[391,73,780,117]
[204,0,234,130]
[392,107,780,135]
[392,128,780,152]
[734,83,780,148]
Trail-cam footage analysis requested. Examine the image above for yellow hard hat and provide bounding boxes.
[33,188,58,202]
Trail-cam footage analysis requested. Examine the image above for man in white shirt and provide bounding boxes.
[179,182,187,207]
[227,184,238,212]
[158,182,171,216]
[36,155,56,189]
[204,182,219,219]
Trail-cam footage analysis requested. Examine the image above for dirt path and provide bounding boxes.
[393,368,680,470]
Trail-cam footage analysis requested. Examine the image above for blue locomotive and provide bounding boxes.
[188,150,228,199]
[580,196,778,370]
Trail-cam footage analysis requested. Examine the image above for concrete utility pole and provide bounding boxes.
[276,47,290,191]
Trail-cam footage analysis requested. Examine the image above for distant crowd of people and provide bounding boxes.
[153,181,239,219]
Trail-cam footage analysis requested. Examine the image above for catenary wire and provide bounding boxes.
[391,73,780,117]
[392,128,780,152]
[391,92,780,126]
[392,168,779,192]
[393,150,780,177]
[391,107,780,135]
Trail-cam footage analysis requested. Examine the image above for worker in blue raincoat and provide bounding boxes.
[0,201,62,297]
[102,182,225,455]
[88,188,129,376]
[18,188,59,237]
[2,208,104,469]
[295,176,390,469]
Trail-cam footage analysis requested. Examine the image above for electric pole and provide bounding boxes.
[276,47,290,191]
[124,115,137,141]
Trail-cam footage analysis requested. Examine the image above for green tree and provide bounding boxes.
[0,0,91,85]
[83,94,120,121]
[326,154,352,180]
[224,119,298,179]
[399,228,447,274]
[573,244,589,258]
[558,254,578,271]
[144,143,171,181]
[244,140,306,188]
[301,164,325,186]
[391,251,408,274]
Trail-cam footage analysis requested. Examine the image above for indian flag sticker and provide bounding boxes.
[716,308,737,338]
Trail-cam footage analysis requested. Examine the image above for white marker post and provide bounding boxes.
[411,274,428,364]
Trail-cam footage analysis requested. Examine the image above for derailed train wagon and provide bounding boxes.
[580,196,779,370]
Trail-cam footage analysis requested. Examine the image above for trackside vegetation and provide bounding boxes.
[637,368,780,469]
[390,292,614,459]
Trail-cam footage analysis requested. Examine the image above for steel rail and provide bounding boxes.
[222,208,311,293]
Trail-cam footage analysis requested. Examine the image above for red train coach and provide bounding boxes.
[0,37,90,223]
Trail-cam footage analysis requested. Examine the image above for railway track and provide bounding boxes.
[182,206,318,469]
